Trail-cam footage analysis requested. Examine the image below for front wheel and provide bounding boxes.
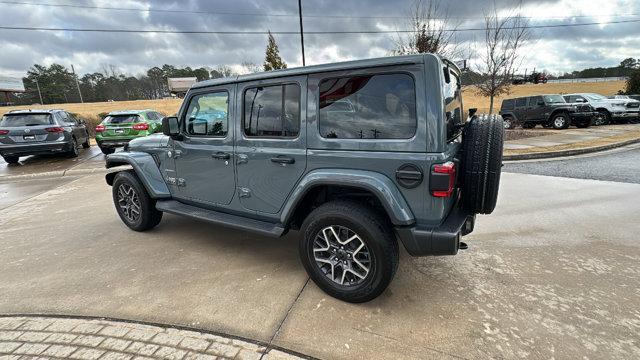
[3,156,19,164]
[300,200,399,303]
[112,171,163,231]
[67,137,79,158]
[551,113,570,129]
[594,110,611,126]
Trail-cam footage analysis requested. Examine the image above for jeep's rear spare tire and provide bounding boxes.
[461,114,503,215]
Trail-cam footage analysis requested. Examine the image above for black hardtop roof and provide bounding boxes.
[193,54,445,90]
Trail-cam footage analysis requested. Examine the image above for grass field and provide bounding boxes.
[0,80,627,125]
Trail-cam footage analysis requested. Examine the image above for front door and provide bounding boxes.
[235,76,307,214]
[172,85,236,206]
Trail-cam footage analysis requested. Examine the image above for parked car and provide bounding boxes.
[499,94,596,129]
[95,109,164,154]
[563,93,640,125]
[103,55,504,303]
[512,72,548,85]
[0,109,90,164]
[610,94,640,102]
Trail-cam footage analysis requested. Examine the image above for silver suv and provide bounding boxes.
[104,55,504,302]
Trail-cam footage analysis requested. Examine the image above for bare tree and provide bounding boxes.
[393,0,460,58]
[240,61,262,74]
[474,4,530,114]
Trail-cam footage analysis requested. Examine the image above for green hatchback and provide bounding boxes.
[95,110,164,154]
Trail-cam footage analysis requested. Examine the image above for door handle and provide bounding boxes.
[211,152,231,160]
[270,156,295,164]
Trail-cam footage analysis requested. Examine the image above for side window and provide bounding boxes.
[529,96,542,106]
[443,70,463,141]
[60,112,75,125]
[244,84,300,137]
[515,98,527,107]
[319,73,416,139]
[184,91,229,136]
[502,99,515,110]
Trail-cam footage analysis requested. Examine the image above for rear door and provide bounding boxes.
[527,96,545,121]
[63,112,88,143]
[172,85,236,206]
[514,97,528,121]
[235,76,307,214]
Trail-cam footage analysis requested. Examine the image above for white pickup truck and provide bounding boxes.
[564,93,640,124]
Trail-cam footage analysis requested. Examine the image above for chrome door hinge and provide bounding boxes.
[238,187,251,198]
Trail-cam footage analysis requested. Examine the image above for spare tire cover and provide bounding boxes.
[461,114,504,215]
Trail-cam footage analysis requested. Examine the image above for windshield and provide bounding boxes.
[585,94,606,101]
[543,95,566,104]
[103,115,141,124]
[0,113,53,127]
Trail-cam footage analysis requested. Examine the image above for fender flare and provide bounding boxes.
[280,169,415,226]
[105,152,171,199]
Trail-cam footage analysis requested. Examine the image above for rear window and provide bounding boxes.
[0,113,53,127]
[319,73,416,139]
[501,99,515,110]
[103,115,141,124]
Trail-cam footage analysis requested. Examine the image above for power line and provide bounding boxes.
[1,18,639,35]
[2,0,640,21]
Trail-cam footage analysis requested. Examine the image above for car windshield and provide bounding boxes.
[585,94,606,101]
[543,95,566,103]
[0,113,53,127]
[103,115,141,124]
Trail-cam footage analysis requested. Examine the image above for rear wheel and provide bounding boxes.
[100,146,115,155]
[461,114,504,215]
[82,132,91,148]
[112,171,163,231]
[300,200,399,303]
[502,116,515,129]
[551,112,570,129]
[3,156,19,164]
[67,137,79,158]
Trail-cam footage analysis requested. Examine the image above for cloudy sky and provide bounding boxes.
[0,0,639,78]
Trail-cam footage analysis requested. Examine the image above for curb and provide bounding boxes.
[0,167,108,183]
[503,137,640,161]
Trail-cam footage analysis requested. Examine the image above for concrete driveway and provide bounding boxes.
[1,173,639,359]
[0,146,103,178]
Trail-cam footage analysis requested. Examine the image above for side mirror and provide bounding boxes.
[162,116,181,139]
[468,108,478,117]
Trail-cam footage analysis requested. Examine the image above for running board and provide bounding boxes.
[155,199,285,238]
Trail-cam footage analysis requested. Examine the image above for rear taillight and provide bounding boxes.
[0,130,9,135]
[95,124,106,132]
[45,127,65,133]
[430,161,456,197]
[133,123,149,131]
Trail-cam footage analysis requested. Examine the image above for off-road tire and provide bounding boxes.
[82,132,91,148]
[67,137,79,158]
[300,200,399,303]
[551,112,570,129]
[502,116,515,129]
[595,110,611,125]
[461,114,503,215]
[100,146,115,155]
[112,171,163,231]
[3,156,19,164]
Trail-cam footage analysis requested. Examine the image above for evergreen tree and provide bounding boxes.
[263,31,287,71]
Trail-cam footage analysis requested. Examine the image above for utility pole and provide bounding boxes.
[71,64,83,103]
[35,77,44,104]
[298,0,306,66]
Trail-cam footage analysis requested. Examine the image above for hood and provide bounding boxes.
[127,133,169,150]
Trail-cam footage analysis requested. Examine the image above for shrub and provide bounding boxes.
[626,69,640,94]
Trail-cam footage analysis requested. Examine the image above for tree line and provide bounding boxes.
[9,31,288,105]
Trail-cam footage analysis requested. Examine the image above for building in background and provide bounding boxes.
[0,76,25,106]
[167,77,197,98]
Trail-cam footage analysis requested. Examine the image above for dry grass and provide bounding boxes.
[0,80,627,123]
[463,80,626,113]
[503,127,640,156]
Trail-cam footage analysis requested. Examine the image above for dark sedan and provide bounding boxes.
[0,109,90,164]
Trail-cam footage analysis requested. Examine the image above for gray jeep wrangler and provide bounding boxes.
[105,54,503,303]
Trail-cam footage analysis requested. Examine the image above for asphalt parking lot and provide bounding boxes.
[1,148,639,359]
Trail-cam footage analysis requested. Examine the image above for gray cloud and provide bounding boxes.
[0,0,638,77]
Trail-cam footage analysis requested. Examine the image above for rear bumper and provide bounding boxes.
[0,142,71,156]
[395,205,475,256]
[97,139,132,148]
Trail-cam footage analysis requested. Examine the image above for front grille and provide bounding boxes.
[627,102,640,109]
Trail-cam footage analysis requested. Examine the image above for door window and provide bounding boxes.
[184,91,229,136]
[318,73,416,139]
[515,98,527,107]
[528,96,543,106]
[243,84,300,137]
